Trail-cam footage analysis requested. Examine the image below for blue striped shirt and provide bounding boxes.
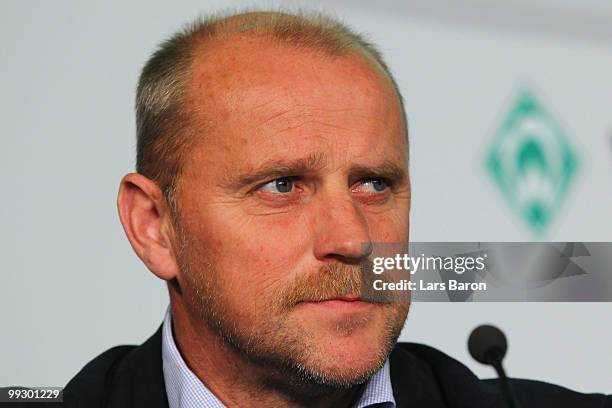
[161,307,396,408]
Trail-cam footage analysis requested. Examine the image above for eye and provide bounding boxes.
[355,178,390,193]
[258,177,295,193]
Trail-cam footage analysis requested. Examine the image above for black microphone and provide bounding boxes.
[468,325,521,408]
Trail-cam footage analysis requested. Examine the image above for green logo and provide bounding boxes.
[485,89,578,234]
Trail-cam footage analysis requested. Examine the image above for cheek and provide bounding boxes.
[202,209,313,309]
[366,209,410,242]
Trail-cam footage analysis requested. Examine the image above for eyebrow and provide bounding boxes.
[223,152,408,191]
[349,160,408,186]
[223,152,327,190]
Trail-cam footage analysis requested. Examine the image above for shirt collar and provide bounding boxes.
[161,307,396,408]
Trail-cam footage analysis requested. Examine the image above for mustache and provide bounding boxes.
[277,263,362,310]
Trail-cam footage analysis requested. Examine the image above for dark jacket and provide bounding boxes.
[53,326,610,407]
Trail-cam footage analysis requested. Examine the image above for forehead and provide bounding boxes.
[182,36,406,175]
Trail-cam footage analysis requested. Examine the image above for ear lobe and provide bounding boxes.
[117,173,179,281]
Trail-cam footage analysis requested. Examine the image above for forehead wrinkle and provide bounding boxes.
[254,102,390,137]
[273,119,356,137]
[256,106,298,129]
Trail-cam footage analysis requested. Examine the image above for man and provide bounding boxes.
[62,10,609,408]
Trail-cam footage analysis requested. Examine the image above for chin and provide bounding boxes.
[294,320,393,385]
[298,340,387,388]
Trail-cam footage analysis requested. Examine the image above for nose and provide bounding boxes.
[312,193,373,263]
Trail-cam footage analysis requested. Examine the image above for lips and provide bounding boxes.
[295,294,372,312]
[332,294,361,302]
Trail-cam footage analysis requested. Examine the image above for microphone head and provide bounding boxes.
[468,324,508,365]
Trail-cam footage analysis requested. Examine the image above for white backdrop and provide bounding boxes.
[1,0,611,393]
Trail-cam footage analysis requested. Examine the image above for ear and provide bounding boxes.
[117,173,180,281]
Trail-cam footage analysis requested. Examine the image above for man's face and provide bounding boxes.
[172,38,410,390]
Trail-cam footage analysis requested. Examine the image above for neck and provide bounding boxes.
[169,296,364,408]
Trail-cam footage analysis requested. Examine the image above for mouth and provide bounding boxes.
[299,294,371,311]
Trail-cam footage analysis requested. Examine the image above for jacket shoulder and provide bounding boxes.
[63,345,135,407]
[392,342,610,408]
[390,342,499,408]
[497,378,611,408]
[63,325,168,408]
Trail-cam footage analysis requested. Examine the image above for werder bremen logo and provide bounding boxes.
[485,89,579,234]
